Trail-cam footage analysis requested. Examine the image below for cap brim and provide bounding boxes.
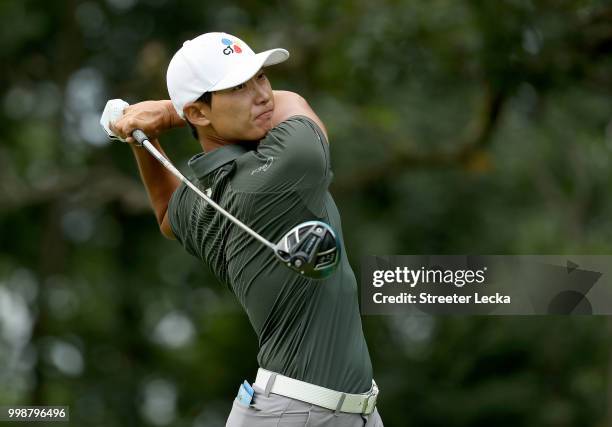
[209,48,289,92]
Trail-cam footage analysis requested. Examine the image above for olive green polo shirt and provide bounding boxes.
[168,116,373,393]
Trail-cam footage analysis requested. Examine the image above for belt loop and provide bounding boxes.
[334,393,346,417]
[264,373,277,397]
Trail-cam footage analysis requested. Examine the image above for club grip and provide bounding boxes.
[132,129,149,145]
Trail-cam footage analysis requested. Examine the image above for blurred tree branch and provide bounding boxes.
[333,83,506,192]
[0,165,150,214]
[332,3,612,192]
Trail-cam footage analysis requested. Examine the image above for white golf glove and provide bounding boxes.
[100,99,130,142]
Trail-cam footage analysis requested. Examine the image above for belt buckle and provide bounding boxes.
[361,383,379,415]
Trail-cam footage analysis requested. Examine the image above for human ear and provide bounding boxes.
[183,102,211,127]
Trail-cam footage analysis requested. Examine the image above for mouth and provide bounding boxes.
[255,109,273,121]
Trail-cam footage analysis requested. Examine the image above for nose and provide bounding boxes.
[252,77,270,104]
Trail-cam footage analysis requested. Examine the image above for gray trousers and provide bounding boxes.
[226,383,384,427]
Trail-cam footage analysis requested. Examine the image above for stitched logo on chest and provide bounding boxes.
[251,156,274,175]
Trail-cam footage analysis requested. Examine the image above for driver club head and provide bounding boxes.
[274,221,340,279]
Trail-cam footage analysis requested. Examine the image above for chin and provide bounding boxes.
[254,124,273,139]
[256,130,270,140]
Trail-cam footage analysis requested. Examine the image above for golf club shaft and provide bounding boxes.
[132,130,277,251]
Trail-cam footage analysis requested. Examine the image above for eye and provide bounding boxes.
[232,83,246,91]
[257,71,267,80]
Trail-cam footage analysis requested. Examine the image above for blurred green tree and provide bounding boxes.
[1,0,611,426]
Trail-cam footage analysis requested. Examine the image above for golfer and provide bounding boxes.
[110,32,383,426]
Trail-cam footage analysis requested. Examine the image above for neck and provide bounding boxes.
[198,133,238,153]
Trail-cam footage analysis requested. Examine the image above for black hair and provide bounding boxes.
[187,91,213,140]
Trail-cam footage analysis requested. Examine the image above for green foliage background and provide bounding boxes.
[1,0,611,426]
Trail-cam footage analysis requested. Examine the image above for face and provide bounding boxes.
[197,69,274,142]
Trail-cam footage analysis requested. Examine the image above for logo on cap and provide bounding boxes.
[221,38,242,55]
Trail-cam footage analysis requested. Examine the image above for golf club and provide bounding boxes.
[100,99,340,279]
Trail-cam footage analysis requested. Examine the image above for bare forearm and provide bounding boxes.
[130,140,180,226]
[109,100,186,238]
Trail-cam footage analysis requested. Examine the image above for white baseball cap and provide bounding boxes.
[166,32,289,118]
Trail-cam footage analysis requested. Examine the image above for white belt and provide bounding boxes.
[254,368,379,415]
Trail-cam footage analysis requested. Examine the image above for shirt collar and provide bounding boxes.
[188,142,255,180]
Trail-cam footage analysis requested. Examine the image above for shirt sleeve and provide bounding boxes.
[250,115,330,191]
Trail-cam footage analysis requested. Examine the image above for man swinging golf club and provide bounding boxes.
[104,32,383,426]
